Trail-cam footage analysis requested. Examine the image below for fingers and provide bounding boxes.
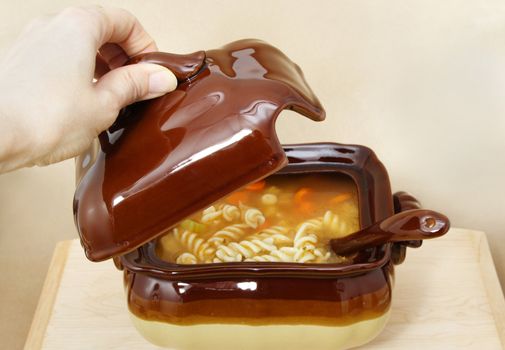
[95,44,129,80]
[89,6,158,56]
[98,43,129,69]
[94,63,176,122]
[95,54,110,79]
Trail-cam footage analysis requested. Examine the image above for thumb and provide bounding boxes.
[95,63,177,110]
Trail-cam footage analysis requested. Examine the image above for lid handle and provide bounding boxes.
[128,51,206,82]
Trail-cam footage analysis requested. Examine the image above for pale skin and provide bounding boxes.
[0,5,177,173]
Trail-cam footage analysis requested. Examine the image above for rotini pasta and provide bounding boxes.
[243,207,266,229]
[207,224,250,247]
[261,193,278,206]
[294,233,318,250]
[202,204,241,225]
[244,247,297,262]
[219,204,241,222]
[294,249,317,263]
[215,238,277,262]
[247,226,292,245]
[173,228,215,262]
[313,247,333,263]
[159,173,360,265]
[214,245,242,262]
[293,219,322,242]
[176,252,198,264]
[201,206,222,224]
[293,232,320,263]
[323,210,349,238]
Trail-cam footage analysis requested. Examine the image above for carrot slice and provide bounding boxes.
[330,193,352,204]
[226,191,249,205]
[294,187,311,204]
[293,188,315,216]
[245,180,266,191]
[297,202,315,215]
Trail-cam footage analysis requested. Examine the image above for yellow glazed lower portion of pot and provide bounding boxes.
[129,310,391,350]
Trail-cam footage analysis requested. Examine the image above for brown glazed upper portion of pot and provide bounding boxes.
[73,39,325,262]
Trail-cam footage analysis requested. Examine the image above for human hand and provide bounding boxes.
[0,6,177,173]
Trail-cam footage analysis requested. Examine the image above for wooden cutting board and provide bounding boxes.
[24,228,505,349]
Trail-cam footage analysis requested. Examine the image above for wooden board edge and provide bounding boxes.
[474,231,505,348]
[23,240,73,350]
[20,232,505,349]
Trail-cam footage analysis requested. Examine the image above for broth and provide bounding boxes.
[156,173,359,264]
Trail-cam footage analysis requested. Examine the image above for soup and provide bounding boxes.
[156,173,359,264]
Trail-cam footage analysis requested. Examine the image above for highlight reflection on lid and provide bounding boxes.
[74,39,325,262]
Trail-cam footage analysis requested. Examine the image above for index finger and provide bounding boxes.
[84,5,158,56]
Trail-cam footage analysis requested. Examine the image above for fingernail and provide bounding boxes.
[148,68,176,94]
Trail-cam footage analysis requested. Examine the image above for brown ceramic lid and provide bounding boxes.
[74,39,325,262]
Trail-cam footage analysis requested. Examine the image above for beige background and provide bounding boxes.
[0,1,504,349]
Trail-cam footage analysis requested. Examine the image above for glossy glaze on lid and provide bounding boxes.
[74,39,325,261]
